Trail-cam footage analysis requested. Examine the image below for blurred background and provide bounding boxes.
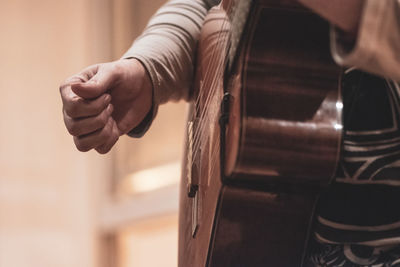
[0,0,187,266]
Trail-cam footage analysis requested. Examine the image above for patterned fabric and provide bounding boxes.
[307,69,400,266]
[307,240,400,266]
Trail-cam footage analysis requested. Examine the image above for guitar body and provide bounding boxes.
[179,0,342,266]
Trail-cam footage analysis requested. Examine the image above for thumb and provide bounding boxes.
[71,68,115,99]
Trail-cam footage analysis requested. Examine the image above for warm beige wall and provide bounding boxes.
[0,0,184,266]
[111,0,168,58]
[118,215,178,267]
[0,0,113,266]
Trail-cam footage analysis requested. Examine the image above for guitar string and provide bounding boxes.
[190,50,226,160]
[191,27,229,147]
[190,1,235,194]
[191,17,230,137]
[193,0,233,107]
[194,25,230,108]
[188,1,234,174]
[189,39,228,163]
[190,3,233,155]
[189,10,233,166]
[189,7,232,161]
[192,0,233,117]
[189,31,225,153]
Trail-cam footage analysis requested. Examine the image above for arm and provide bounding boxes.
[60,0,217,153]
[124,0,215,136]
[300,0,400,81]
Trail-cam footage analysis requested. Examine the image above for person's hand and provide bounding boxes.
[60,58,152,154]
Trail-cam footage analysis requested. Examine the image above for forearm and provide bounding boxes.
[123,0,218,137]
[301,0,400,81]
[124,0,215,105]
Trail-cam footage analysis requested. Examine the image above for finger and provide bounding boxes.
[59,77,84,105]
[64,104,114,136]
[73,116,114,152]
[63,93,111,119]
[76,64,100,82]
[71,66,117,99]
[95,120,120,154]
[59,64,99,96]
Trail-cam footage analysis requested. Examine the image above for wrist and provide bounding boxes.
[121,58,154,137]
[121,57,153,112]
[133,58,153,117]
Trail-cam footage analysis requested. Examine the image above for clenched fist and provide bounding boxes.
[60,58,152,154]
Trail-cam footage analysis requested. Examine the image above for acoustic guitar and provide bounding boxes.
[180,0,342,266]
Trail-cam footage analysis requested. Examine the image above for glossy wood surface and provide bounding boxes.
[225,0,342,183]
[179,0,342,266]
[209,187,317,266]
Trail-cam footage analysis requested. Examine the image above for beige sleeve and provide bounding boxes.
[123,0,218,136]
[331,0,400,81]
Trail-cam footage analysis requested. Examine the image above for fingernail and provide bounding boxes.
[104,94,111,103]
[108,104,114,114]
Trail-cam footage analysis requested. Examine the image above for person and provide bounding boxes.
[59,0,400,265]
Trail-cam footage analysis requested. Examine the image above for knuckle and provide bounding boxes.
[64,106,76,118]
[74,136,91,152]
[100,123,112,140]
[96,130,119,155]
[65,99,81,118]
[59,78,72,92]
[75,142,90,152]
[106,117,113,129]
[96,99,109,113]
[98,112,109,127]
[67,123,79,136]
[96,146,109,154]
[59,76,78,93]
[99,128,110,140]
[63,114,77,136]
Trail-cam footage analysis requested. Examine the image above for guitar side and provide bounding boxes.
[179,0,342,266]
[179,5,229,267]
